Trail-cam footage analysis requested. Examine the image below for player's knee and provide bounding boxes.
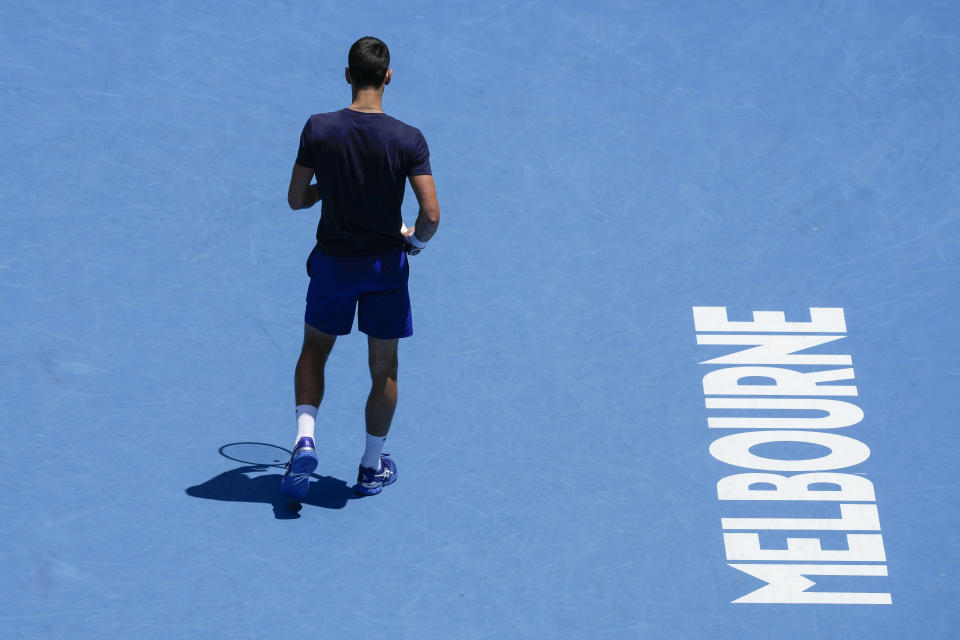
[369,355,398,381]
[370,364,398,382]
[367,337,399,381]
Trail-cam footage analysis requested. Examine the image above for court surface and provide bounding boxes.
[2,1,958,638]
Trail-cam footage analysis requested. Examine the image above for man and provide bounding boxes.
[281,36,440,499]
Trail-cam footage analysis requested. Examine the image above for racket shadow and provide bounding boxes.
[185,442,361,519]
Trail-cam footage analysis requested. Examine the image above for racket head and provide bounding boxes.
[218,442,292,468]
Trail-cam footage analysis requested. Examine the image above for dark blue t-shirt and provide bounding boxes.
[296,108,432,257]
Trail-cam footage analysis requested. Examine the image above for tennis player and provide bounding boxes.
[281,36,439,499]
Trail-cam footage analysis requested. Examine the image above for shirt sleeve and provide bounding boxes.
[295,118,315,168]
[408,128,432,176]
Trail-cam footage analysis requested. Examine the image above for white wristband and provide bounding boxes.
[406,233,427,250]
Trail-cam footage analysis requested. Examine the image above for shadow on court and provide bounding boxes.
[186,466,359,519]
[185,442,359,519]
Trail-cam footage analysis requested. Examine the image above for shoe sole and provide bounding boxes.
[354,483,383,496]
[280,449,318,499]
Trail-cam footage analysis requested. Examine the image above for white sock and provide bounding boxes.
[361,433,386,470]
[295,404,318,444]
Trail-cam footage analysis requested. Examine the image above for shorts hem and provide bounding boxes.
[304,318,353,336]
[360,327,413,340]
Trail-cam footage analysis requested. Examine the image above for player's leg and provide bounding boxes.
[355,336,400,495]
[280,324,337,500]
[282,326,336,500]
[295,323,337,410]
[296,248,356,443]
[365,336,399,439]
[354,247,410,495]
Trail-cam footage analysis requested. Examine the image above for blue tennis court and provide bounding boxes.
[2,1,958,638]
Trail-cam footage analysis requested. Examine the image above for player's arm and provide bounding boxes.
[406,174,440,242]
[287,163,320,210]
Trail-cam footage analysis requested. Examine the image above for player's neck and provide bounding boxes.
[349,87,384,113]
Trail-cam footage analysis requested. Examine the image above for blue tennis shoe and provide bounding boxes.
[354,454,397,496]
[280,437,318,500]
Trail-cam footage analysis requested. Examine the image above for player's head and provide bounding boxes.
[347,36,391,89]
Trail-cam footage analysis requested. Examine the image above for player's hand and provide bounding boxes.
[402,226,426,255]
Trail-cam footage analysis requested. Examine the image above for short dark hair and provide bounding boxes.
[348,37,390,89]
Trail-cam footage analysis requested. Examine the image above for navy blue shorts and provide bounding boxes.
[304,245,412,339]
